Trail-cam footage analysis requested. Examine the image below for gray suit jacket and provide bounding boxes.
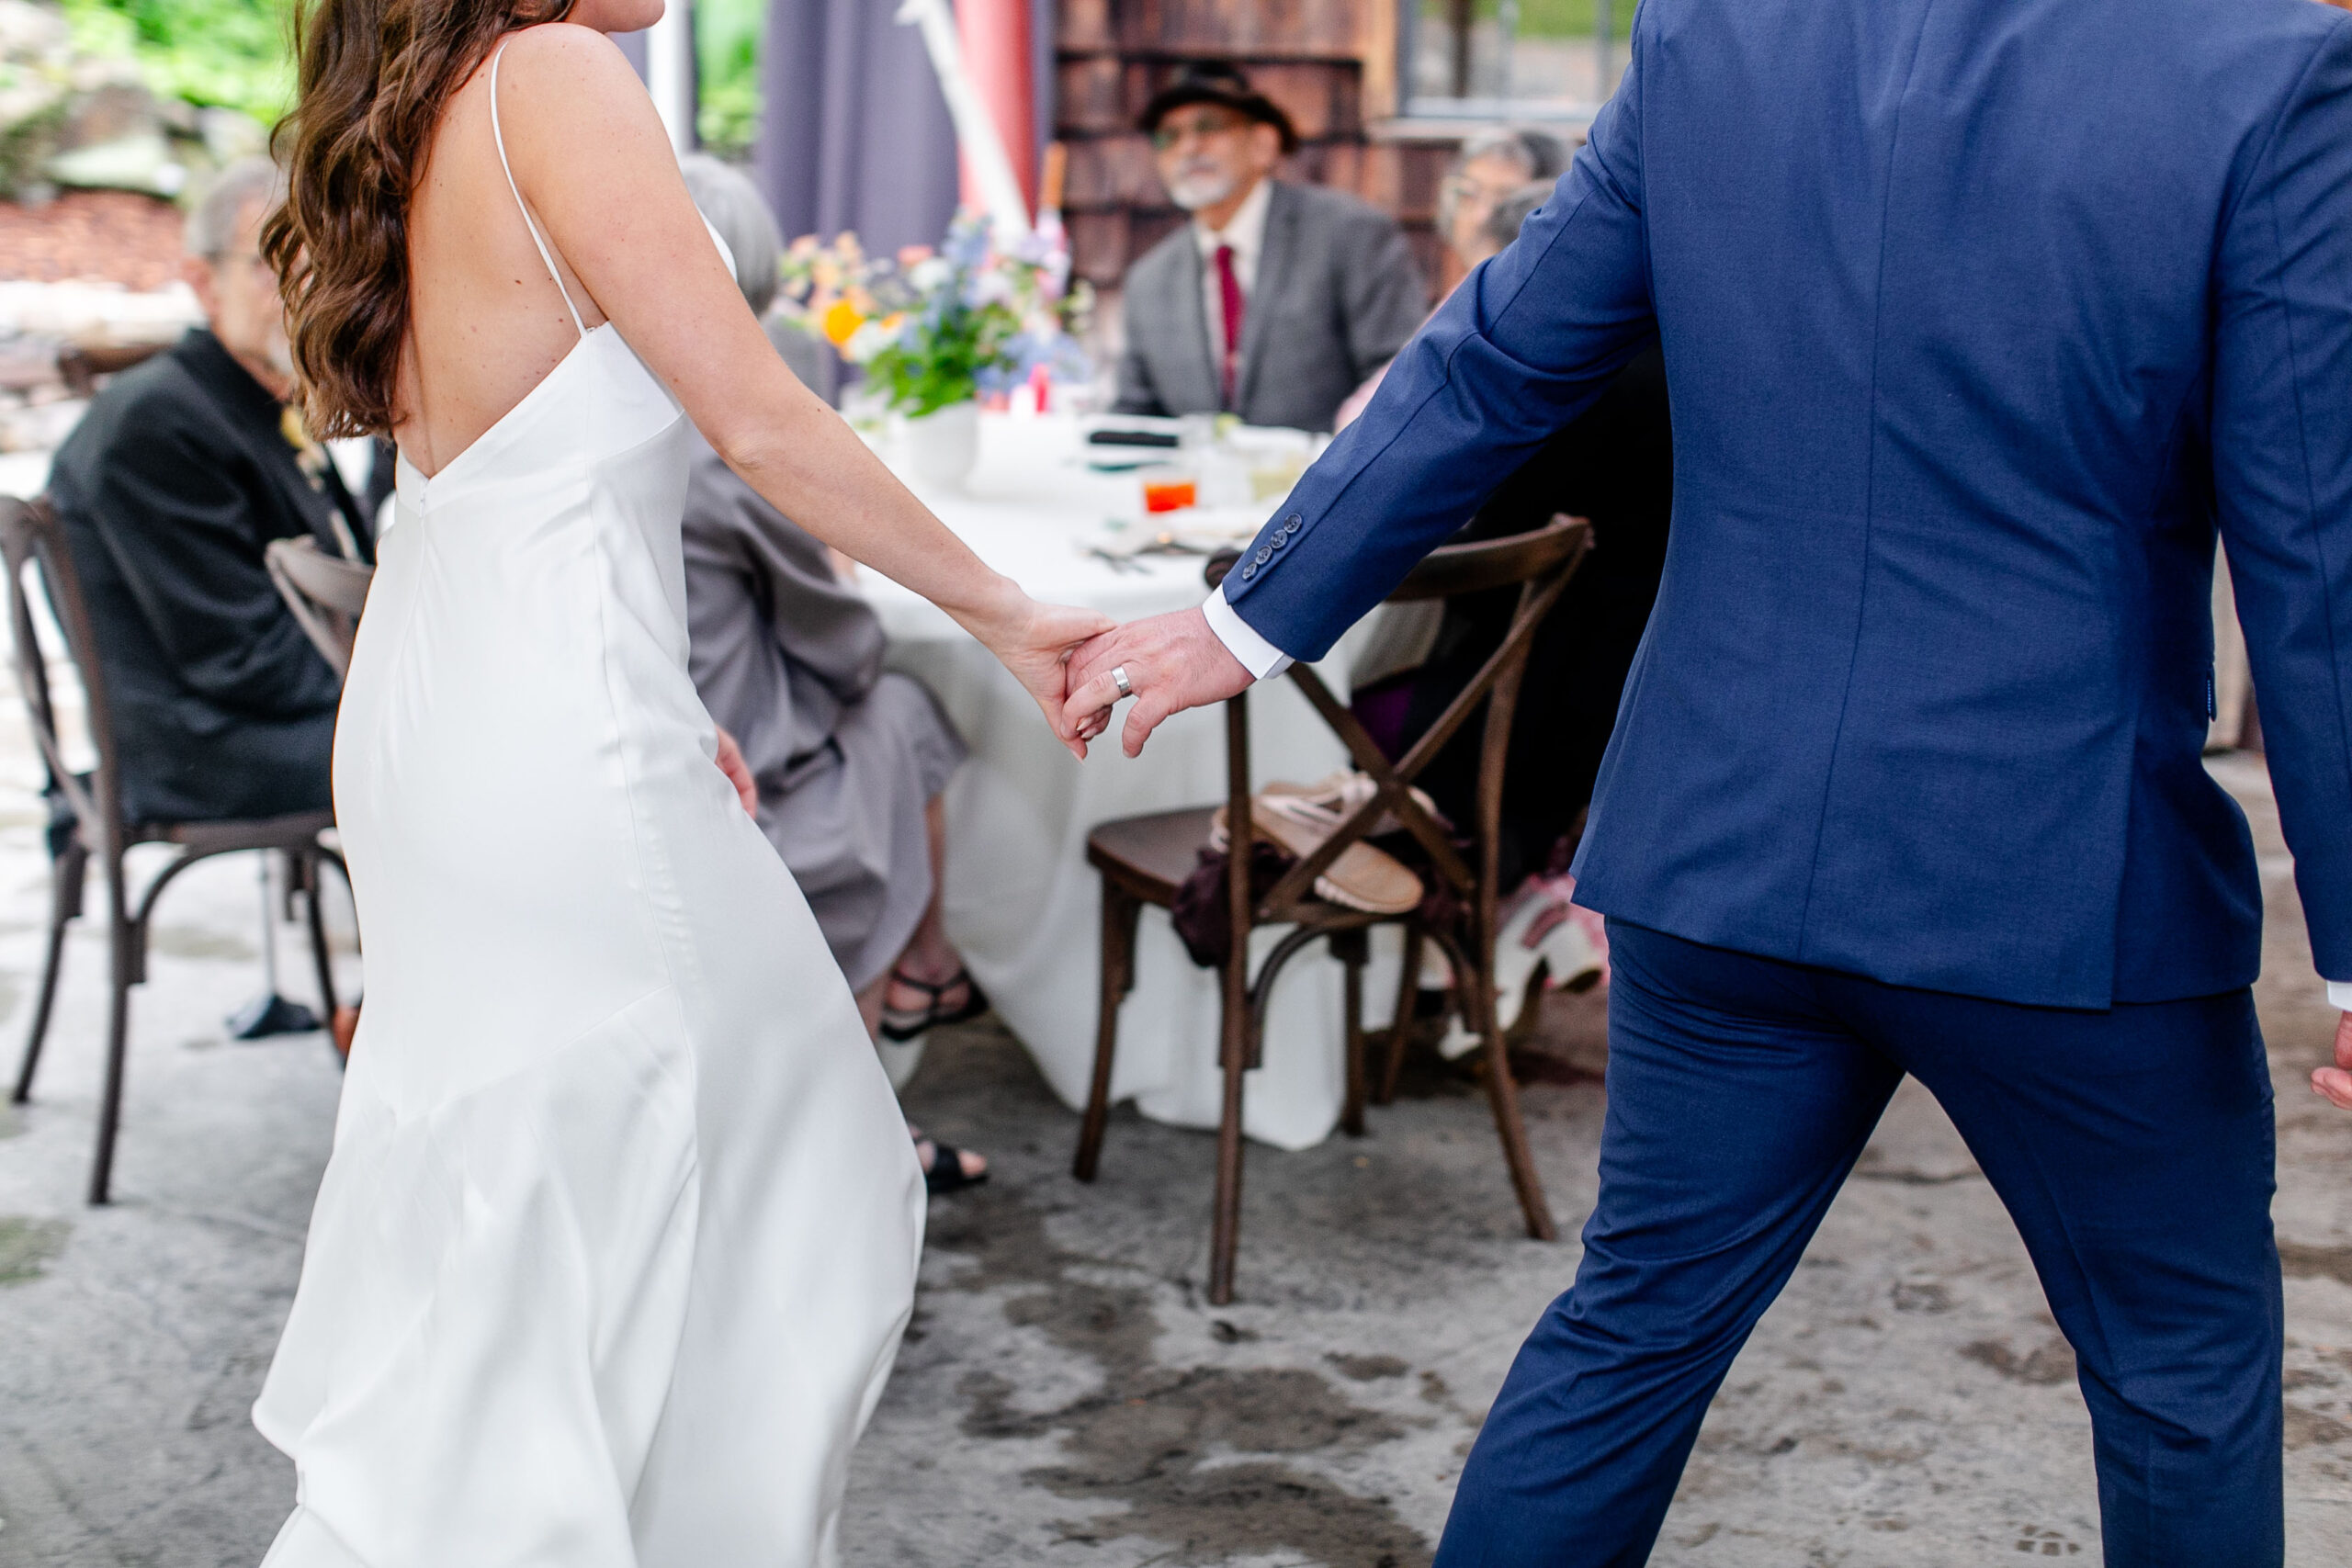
[1114,180,1427,434]
[680,436,966,988]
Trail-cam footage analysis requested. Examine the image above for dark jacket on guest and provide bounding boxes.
[1401,346,1673,893]
[1114,181,1427,434]
[47,327,371,824]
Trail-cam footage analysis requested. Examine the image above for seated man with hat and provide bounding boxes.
[1115,62,1427,434]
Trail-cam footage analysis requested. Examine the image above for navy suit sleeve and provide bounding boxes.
[2212,14,2352,984]
[1219,30,1657,661]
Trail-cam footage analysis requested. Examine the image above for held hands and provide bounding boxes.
[950,579,1117,761]
[1061,607,1253,758]
[2315,1013,2352,1111]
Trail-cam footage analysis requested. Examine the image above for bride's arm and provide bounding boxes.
[490,25,1106,747]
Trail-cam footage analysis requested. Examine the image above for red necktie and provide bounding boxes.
[1215,243,1245,410]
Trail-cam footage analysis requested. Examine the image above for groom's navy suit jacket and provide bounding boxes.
[1223,0,2352,1009]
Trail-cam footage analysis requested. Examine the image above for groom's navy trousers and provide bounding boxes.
[1431,923,2282,1567]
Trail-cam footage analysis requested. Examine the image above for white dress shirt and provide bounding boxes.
[1193,176,1273,379]
[1192,179,1295,679]
[1201,582,1292,679]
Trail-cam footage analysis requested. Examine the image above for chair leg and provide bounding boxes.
[13,840,85,1104]
[1207,964,1250,1306]
[1074,885,1139,1182]
[297,852,338,1017]
[1334,929,1368,1138]
[1377,924,1425,1107]
[1468,953,1556,1242]
[87,886,136,1207]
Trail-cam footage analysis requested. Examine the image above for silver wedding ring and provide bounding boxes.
[1111,665,1134,699]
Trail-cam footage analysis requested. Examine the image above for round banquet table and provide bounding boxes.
[861,411,1402,1152]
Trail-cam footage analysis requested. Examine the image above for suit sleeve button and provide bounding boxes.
[1240,566,1256,580]
[1284,516,1302,533]
[1254,547,1272,564]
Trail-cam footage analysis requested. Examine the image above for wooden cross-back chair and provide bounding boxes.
[265,535,374,676]
[54,341,169,399]
[2,496,345,1204]
[1074,513,1594,1304]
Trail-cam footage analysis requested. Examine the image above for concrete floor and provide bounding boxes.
[1,751,2348,1566]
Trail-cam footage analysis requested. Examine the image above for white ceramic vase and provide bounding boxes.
[900,400,979,490]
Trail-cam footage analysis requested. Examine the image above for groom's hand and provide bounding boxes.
[2315,1012,2352,1110]
[1062,608,1252,758]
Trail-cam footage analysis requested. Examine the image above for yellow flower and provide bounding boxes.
[821,298,866,348]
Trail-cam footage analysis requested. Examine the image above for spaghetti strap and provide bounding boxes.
[488,39,587,339]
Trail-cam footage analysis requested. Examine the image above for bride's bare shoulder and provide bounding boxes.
[492,22,649,110]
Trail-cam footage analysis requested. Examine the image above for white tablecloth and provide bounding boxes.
[865,412,1399,1151]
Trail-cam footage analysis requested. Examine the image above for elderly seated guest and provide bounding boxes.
[1114,61,1427,434]
[678,155,986,1192]
[1438,127,1569,280]
[46,157,373,828]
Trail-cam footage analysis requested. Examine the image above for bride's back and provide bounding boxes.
[274,11,810,502]
[396,33,612,479]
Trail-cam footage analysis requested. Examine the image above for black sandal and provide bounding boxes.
[918,1136,989,1195]
[879,965,989,1042]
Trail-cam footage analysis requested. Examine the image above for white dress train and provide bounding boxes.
[252,43,923,1566]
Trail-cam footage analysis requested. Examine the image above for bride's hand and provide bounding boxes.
[950,581,1115,760]
[712,726,759,817]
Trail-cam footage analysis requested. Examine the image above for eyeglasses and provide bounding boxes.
[1442,174,1522,210]
[1152,109,1250,152]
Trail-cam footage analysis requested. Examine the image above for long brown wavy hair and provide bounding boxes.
[266,0,574,439]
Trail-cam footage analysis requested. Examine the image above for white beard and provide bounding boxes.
[1167,165,1238,212]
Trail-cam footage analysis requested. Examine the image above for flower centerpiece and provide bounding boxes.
[776,212,1091,486]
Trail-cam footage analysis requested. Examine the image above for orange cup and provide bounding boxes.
[1142,475,1197,513]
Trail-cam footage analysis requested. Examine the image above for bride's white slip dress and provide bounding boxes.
[252,44,923,1567]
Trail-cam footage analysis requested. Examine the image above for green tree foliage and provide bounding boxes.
[1425,0,1634,42]
[54,0,780,163]
[695,0,762,157]
[61,0,297,123]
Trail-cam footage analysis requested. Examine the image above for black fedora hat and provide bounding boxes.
[1138,61,1299,154]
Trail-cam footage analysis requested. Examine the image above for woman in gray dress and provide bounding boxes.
[679,154,987,1190]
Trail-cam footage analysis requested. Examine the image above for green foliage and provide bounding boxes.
[864,299,1013,419]
[1425,0,1634,42]
[61,0,295,122]
[695,0,763,156]
[0,96,69,199]
[56,0,769,156]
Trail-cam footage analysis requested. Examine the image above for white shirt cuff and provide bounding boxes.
[1201,582,1294,681]
[2328,979,2352,1012]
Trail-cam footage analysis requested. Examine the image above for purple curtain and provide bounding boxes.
[1030,0,1054,192]
[612,28,649,79]
[755,0,957,257]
